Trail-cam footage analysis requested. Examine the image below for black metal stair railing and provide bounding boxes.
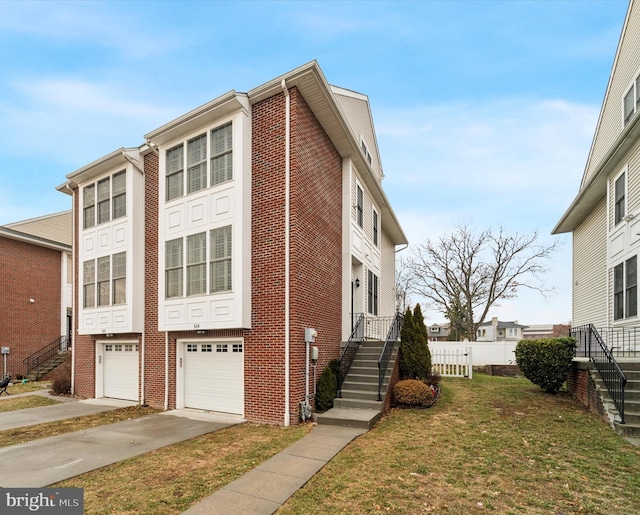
[378,312,404,401]
[338,314,364,396]
[23,335,70,379]
[571,324,627,424]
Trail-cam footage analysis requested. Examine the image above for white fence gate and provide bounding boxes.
[431,347,473,379]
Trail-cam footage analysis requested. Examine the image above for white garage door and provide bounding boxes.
[184,342,244,415]
[103,343,139,401]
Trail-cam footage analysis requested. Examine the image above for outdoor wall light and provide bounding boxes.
[195,330,207,335]
[355,278,360,288]
[29,298,35,304]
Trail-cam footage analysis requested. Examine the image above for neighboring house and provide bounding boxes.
[522,324,571,339]
[476,317,527,342]
[57,61,407,426]
[553,1,640,331]
[428,323,451,341]
[0,211,72,379]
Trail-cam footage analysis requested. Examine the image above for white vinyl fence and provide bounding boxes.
[431,347,473,378]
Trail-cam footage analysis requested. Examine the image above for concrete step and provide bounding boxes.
[345,373,379,384]
[341,381,383,393]
[333,398,383,410]
[314,407,382,429]
[614,421,640,438]
[339,388,380,401]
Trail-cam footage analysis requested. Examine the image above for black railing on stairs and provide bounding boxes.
[339,314,364,396]
[378,312,404,401]
[571,324,627,424]
[23,335,70,379]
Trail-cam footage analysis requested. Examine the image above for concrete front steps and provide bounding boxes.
[25,351,69,382]
[315,340,398,430]
[592,359,640,438]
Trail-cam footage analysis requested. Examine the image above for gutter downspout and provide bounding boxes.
[164,332,169,410]
[66,183,76,395]
[281,79,291,427]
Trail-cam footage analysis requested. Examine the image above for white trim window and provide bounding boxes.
[373,209,379,246]
[367,269,378,316]
[614,171,626,225]
[211,225,232,293]
[360,136,372,165]
[83,252,126,308]
[614,255,637,321]
[356,185,364,228]
[165,238,184,298]
[624,74,640,125]
[82,170,127,229]
[165,121,233,202]
[187,233,207,296]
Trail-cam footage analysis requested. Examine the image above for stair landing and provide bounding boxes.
[314,407,382,429]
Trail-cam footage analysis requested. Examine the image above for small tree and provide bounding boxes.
[515,337,576,393]
[400,305,431,380]
[316,365,337,411]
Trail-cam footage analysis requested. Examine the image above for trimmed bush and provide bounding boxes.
[393,379,433,407]
[328,358,341,391]
[400,305,432,380]
[51,377,71,395]
[515,337,577,393]
[316,365,337,411]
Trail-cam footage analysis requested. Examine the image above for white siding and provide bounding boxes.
[584,2,640,186]
[380,229,397,317]
[573,197,608,327]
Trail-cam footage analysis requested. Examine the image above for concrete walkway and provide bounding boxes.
[182,425,367,515]
[0,408,242,487]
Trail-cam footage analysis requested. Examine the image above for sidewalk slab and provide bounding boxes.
[182,425,366,515]
[0,411,242,487]
[0,397,135,431]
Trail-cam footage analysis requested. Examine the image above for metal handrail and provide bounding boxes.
[338,314,365,396]
[378,312,404,401]
[571,324,627,424]
[23,335,70,379]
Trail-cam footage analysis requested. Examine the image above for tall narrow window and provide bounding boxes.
[624,87,635,124]
[112,252,126,305]
[373,210,379,246]
[614,263,624,320]
[367,270,378,316]
[187,233,207,295]
[165,238,183,298]
[97,177,111,224]
[83,260,95,308]
[97,256,110,306]
[357,186,363,228]
[211,225,232,292]
[166,144,184,201]
[211,122,233,186]
[627,255,637,318]
[187,134,207,193]
[83,184,95,229]
[112,170,126,219]
[615,172,626,225]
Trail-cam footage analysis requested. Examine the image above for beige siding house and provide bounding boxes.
[554,1,640,330]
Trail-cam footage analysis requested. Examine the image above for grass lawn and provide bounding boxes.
[0,395,60,413]
[2,381,50,394]
[279,373,640,514]
[53,423,311,513]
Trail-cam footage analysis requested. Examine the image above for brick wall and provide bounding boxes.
[566,362,610,425]
[245,87,343,424]
[0,236,62,379]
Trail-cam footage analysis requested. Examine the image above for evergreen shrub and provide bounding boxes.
[316,365,337,411]
[393,379,433,406]
[515,337,577,393]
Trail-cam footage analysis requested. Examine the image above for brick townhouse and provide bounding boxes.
[58,61,407,425]
[0,211,72,380]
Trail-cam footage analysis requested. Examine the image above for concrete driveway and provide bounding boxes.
[0,394,243,487]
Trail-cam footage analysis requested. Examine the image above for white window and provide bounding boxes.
[165,238,184,298]
[97,256,110,306]
[373,209,379,246]
[360,137,372,165]
[615,172,626,225]
[83,170,126,228]
[356,185,363,228]
[624,75,640,125]
[210,225,232,293]
[367,270,378,316]
[614,255,637,320]
[187,233,207,296]
[112,252,126,305]
[83,260,95,308]
[165,122,233,202]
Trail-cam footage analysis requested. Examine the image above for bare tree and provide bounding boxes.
[405,222,558,340]
[395,257,413,313]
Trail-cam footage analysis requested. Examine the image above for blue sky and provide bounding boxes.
[0,0,630,325]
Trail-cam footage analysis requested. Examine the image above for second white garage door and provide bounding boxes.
[103,343,139,401]
[183,342,244,415]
